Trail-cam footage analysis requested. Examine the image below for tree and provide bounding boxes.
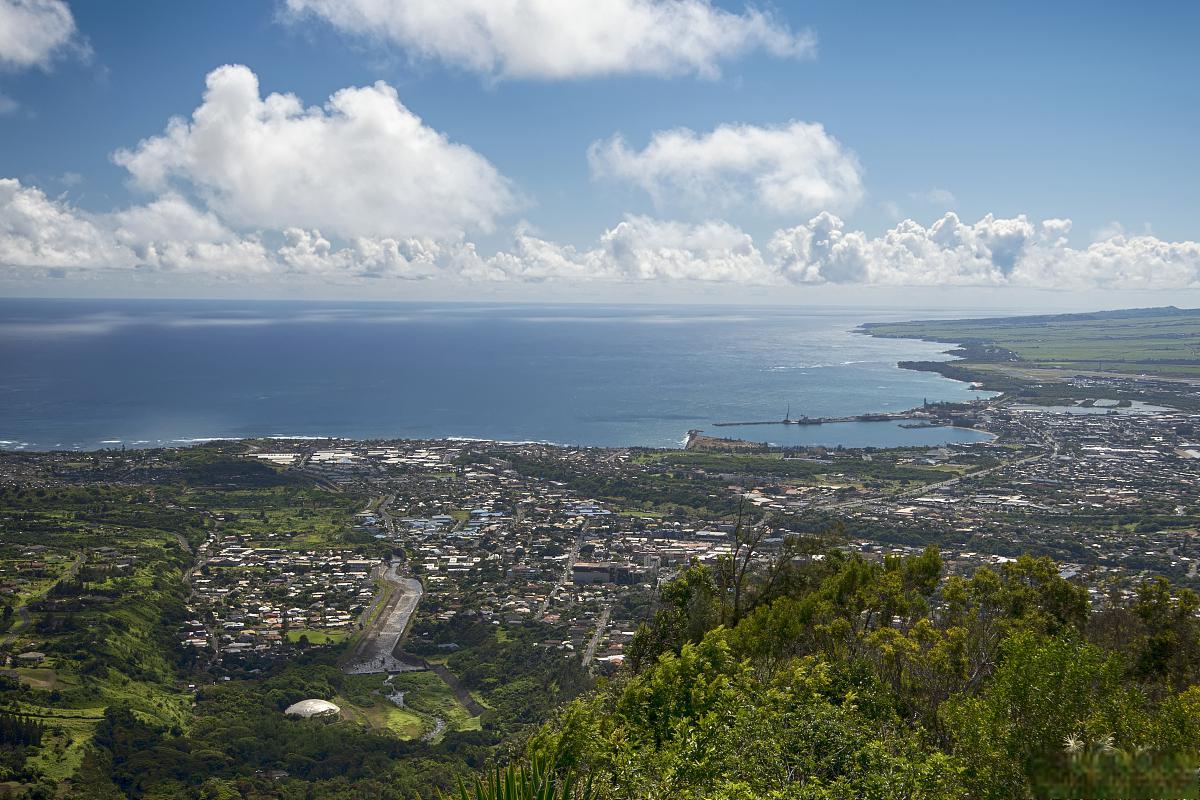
[1131,577,1200,687]
[944,633,1145,799]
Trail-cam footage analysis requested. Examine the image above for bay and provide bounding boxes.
[0,299,994,450]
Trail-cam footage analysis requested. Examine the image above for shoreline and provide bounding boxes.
[1,317,1003,455]
[2,416,1000,457]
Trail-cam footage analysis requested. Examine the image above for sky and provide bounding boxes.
[0,0,1198,307]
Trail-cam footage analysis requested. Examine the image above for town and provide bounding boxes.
[3,389,1200,691]
[168,391,1200,674]
[1,387,1200,794]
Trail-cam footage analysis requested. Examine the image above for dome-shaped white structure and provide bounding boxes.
[284,699,341,718]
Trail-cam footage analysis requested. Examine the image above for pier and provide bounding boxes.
[711,411,912,427]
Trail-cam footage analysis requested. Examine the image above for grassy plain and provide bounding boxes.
[864,306,1200,380]
[286,628,349,646]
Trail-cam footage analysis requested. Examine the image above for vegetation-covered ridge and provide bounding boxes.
[517,547,1200,800]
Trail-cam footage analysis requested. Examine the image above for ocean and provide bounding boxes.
[0,299,995,451]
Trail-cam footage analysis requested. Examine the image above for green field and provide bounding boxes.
[190,485,366,550]
[388,671,482,738]
[335,671,481,742]
[286,628,349,646]
[864,306,1200,378]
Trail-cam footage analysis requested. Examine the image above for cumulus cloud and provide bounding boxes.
[770,212,1200,289]
[283,0,814,80]
[110,194,274,274]
[589,216,770,281]
[0,180,770,283]
[772,212,1047,285]
[0,179,273,275]
[589,121,863,216]
[3,175,1200,290]
[113,64,517,240]
[266,217,774,283]
[456,217,773,282]
[0,178,126,268]
[0,0,83,70]
[276,229,455,279]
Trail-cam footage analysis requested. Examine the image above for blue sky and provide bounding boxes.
[0,0,1198,303]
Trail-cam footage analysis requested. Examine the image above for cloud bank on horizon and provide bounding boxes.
[0,1,1197,293]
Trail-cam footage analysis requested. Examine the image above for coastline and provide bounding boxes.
[0,302,1007,453]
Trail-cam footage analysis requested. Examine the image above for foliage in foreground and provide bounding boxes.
[515,549,1200,799]
[446,754,593,800]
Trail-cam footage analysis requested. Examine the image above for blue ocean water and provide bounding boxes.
[0,300,994,451]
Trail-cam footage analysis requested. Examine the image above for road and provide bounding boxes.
[343,561,424,674]
[375,494,397,535]
[538,519,588,619]
[581,604,611,668]
[177,529,223,663]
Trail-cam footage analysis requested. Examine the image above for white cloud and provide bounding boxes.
[0,93,17,114]
[771,212,1200,289]
[4,176,1200,291]
[589,121,863,216]
[590,216,771,281]
[110,194,274,274]
[113,64,517,240]
[0,178,126,268]
[772,212,1046,285]
[276,229,451,279]
[269,217,774,283]
[283,0,814,80]
[0,0,82,70]
[0,179,273,275]
[112,193,235,246]
[464,217,773,283]
[1016,230,1200,291]
[0,180,772,284]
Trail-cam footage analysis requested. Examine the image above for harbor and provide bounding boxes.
[710,404,923,428]
[688,401,996,450]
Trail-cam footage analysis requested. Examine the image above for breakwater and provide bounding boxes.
[711,412,909,427]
